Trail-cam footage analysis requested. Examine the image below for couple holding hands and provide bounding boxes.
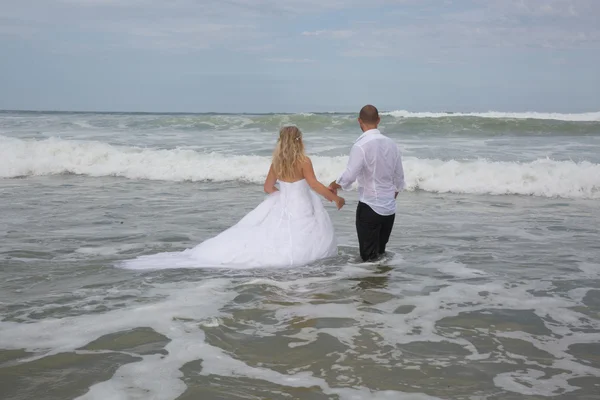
[124,105,405,271]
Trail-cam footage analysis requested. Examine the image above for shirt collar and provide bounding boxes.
[355,128,380,143]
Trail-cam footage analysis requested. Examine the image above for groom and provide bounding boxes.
[329,104,405,262]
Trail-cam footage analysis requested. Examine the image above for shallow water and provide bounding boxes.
[1,112,600,399]
[1,175,599,399]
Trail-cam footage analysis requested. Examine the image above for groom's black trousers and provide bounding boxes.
[355,201,395,262]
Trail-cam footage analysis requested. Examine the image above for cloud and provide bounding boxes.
[57,0,148,6]
[96,19,259,50]
[483,0,598,18]
[0,0,265,51]
[0,21,39,38]
[1,0,599,59]
[222,0,377,15]
[0,0,363,53]
[300,0,600,58]
[340,41,398,58]
[301,30,355,39]
[266,58,316,63]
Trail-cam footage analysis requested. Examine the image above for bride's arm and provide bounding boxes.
[302,158,345,209]
[264,164,278,194]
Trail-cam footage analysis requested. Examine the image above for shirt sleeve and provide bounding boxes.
[336,144,364,190]
[394,149,406,191]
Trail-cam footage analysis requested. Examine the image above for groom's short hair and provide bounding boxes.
[359,105,379,124]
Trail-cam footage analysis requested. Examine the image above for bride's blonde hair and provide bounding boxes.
[272,126,307,180]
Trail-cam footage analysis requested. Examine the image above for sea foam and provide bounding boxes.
[2,135,599,199]
[382,110,600,122]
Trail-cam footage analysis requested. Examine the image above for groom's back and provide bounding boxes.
[358,132,398,178]
[354,130,402,210]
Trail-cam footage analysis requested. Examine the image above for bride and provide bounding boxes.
[120,126,345,270]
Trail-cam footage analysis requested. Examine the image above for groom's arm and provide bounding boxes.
[329,145,364,192]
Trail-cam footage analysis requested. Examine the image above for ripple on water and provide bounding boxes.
[1,241,600,399]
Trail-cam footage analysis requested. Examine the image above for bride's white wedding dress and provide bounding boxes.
[120,179,338,270]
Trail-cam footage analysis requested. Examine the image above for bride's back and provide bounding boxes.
[279,167,305,183]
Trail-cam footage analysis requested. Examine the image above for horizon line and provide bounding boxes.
[0,108,360,115]
[2,108,599,116]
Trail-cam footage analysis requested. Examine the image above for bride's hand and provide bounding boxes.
[334,196,345,210]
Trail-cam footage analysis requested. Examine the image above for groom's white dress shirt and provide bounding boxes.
[335,129,405,216]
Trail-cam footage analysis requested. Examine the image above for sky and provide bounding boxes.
[1,0,599,113]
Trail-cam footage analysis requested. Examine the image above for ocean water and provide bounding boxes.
[0,110,599,400]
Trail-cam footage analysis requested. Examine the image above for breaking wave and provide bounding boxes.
[381,110,600,122]
[2,136,599,199]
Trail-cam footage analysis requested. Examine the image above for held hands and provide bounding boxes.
[327,181,344,209]
[327,181,339,195]
[334,195,345,210]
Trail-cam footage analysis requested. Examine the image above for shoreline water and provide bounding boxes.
[1,111,599,399]
[2,108,600,120]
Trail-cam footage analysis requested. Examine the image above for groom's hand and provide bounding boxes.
[328,181,340,195]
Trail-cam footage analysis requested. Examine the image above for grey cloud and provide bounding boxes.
[266,57,316,63]
[2,0,599,55]
[0,0,266,50]
[0,0,379,52]
[302,30,355,39]
[302,0,600,57]
[482,0,600,18]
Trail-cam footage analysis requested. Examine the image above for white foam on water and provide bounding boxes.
[2,260,600,398]
[382,110,600,122]
[266,280,503,356]
[0,278,235,399]
[2,135,599,199]
[75,244,148,256]
[493,327,600,396]
[191,335,443,400]
[567,287,593,303]
[0,135,272,183]
[239,273,354,292]
[245,266,600,396]
[578,262,600,277]
[406,157,600,199]
[493,369,579,396]
[0,279,230,353]
[0,267,444,400]
[420,261,488,278]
